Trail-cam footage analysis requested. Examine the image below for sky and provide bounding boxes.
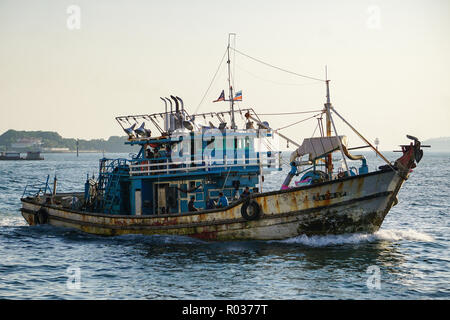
[0,0,449,151]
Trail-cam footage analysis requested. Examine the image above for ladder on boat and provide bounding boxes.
[102,171,121,213]
[96,158,129,214]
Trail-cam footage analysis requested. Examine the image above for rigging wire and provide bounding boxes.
[194,47,228,115]
[318,116,324,137]
[276,112,324,131]
[260,137,290,167]
[257,110,323,116]
[230,47,326,83]
[311,121,319,137]
[235,64,322,87]
[232,35,236,91]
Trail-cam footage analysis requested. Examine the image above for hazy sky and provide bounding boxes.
[0,0,449,150]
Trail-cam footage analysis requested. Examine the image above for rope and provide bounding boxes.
[311,121,319,137]
[257,110,323,116]
[194,47,228,114]
[331,106,397,172]
[230,47,326,83]
[221,167,232,191]
[276,112,324,131]
[236,64,323,87]
[318,117,324,137]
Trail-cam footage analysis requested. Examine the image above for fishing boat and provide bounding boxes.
[1,151,44,161]
[20,37,424,240]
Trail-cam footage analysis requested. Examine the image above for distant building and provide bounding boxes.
[42,147,70,152]
[10,138,42,151]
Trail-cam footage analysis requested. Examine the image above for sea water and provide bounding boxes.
[0,152,448,299]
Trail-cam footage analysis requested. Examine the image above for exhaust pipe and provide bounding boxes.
[160,97,168,132]
[176,96,184,121]
[170,95,179,113]
[164,97,173,132]
[176,96,184,111]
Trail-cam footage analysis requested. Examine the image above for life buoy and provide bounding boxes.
[241,200,261,221]
[36,208,49,224]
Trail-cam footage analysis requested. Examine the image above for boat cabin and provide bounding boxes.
[87,104,281,216]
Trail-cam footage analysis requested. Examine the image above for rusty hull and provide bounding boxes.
[21,168,404,240]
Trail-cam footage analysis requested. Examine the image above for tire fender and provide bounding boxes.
[36,208,49,224]
[241,200,261,221]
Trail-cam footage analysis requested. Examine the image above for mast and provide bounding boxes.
[324,69,349,176]
[227,33,236,130]
[324,70,333,176]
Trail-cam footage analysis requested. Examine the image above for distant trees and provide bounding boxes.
[0,130,136,152]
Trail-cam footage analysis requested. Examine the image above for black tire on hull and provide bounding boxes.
[241,200,261,221]
[36,208,49,224]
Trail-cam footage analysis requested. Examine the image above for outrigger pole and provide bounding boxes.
[330,106,394,169]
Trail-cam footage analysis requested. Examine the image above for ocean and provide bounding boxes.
[0,152,448,299]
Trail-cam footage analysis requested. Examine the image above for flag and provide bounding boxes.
[233,90,242,101]
[213,90,225,102]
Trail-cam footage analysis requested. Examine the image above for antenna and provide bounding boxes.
[325,65,330,104]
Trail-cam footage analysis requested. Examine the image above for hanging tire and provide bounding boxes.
[241,200,261,221]
[36,208,49,224]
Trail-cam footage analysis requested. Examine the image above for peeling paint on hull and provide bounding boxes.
[21,169,404,240]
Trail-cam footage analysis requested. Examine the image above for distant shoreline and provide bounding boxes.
[1,129,448,153]
[39,150,133,154]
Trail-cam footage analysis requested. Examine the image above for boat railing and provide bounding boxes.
[128,153,281,176]
[22,175,52,198]
[99,158,131,175]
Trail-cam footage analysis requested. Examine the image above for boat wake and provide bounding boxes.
[111,229,434,247]
[0,214,27,227]
[112,234,207,245]
[278,229,434,247]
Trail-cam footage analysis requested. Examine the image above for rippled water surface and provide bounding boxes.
[0,152,448,299]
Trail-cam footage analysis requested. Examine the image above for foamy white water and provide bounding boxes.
[279,229,434,247]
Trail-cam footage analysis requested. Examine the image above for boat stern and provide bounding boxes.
[20,197,43,225]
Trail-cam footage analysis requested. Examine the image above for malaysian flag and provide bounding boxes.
[213,90,225,102]
[233,90,242,101]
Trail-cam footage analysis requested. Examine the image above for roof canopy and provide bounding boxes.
[290,136,347,162]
